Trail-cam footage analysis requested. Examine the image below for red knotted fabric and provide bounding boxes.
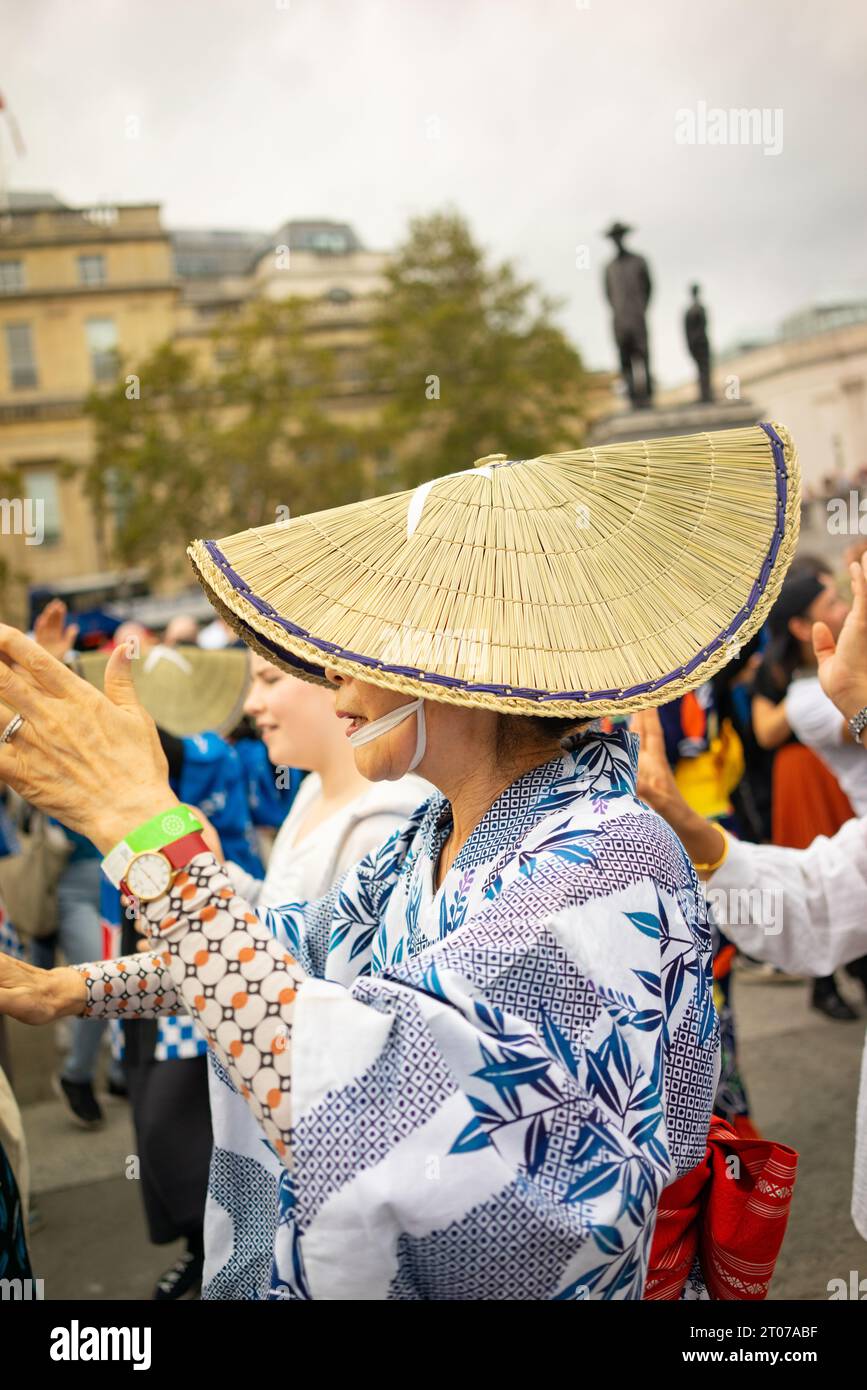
[644,1116,798,1300]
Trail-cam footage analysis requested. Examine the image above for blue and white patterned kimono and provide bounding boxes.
[223,727,719,1300]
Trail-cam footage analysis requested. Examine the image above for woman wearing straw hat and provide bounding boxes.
[202,650,430,1298]
[0,424,798,1299]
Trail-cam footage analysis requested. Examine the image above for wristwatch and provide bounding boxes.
[848,706,867,744]
[102,805,207,897]
[122,831,211,903]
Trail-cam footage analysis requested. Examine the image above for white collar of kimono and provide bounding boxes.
[347,697,427,771]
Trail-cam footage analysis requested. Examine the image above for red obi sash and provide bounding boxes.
[645,1116,798,1300]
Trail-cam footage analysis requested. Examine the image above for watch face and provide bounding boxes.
[125,851,173,902]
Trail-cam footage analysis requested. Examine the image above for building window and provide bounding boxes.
[309,230,351,255]
[4,322,38,389]
[78,253,106,286]
[24,468,62,545]
[85,317,119,382]
[0,261,25,293]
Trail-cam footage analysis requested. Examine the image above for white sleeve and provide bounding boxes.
[707,817,867,975]
[224,858,263,906]
[786,679,846,749]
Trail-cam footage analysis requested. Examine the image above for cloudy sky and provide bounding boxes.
[3,0,866,383]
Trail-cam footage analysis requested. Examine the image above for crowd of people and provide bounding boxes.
[0,424,866,1302]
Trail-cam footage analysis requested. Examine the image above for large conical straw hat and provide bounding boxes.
[188,422,799,719]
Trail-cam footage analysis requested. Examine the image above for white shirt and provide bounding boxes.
[708,818,867,1241]
[226,773,431,910]
[786,675,867,815]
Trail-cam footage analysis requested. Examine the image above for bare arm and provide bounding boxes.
[631,709,728,877]
[751,693,792,750]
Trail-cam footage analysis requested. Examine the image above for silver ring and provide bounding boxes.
[0,714,25,745]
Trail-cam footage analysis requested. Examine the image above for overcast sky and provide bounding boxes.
[2,0,866,383]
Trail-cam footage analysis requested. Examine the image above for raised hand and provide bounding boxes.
[814,553,867,725]
[630,707,727,875]
[33,598,79,663]
[0,626,178,853]
[630,707,682,816]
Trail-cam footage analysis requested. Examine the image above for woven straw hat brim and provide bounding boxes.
[78,646,249,738]
[187,422,799,720]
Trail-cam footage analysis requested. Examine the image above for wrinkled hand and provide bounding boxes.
[630,707,726,872]
[814,554,867,723]
[33,598,79,663]
[0,626,178,853]
[0,952,85,1025]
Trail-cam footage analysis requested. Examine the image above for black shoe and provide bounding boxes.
[811,990,858,1021]
[52,1074,104,1128]
[153,1251,203,1301]
[107,1075,129,1099]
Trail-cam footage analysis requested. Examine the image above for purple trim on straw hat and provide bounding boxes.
[202,423,788,704]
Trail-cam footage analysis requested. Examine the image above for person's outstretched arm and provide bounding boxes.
[631,555,867,974]
[707,818,867,974]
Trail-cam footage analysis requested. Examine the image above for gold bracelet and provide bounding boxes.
[692,824,730,874]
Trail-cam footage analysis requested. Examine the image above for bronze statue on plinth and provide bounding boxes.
[684,283,713,403]
[603,221,653,409]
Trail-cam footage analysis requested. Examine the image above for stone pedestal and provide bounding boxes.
[587,398,759,446]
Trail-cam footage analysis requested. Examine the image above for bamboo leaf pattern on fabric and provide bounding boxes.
[245,729,719,1301]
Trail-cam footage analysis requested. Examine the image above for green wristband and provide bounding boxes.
[101,805,205,890]
[126,805,204,853]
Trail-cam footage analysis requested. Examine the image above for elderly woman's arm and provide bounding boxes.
[0,947,183,1023]
[1,829,402,1167]
[0,854,310,1158]
[124,852,306,1159]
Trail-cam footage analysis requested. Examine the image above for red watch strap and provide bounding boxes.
[120,832,212,900]
[162,831,212,871]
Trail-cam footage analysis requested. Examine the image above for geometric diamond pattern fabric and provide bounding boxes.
[79,728,719,1300]
[203,1146,279,1300]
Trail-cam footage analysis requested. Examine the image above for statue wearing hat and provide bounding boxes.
[604,221,653,409]
[684,283,713,404]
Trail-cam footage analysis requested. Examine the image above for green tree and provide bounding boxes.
[368,210,587,486]
[83,298,362,582]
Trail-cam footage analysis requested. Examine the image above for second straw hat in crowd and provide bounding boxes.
[78,644,250,738]
[188,423,800,720]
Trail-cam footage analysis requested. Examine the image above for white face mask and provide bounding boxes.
[347,696,427,771]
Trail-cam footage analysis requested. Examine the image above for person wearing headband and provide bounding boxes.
[0,426,802,1300]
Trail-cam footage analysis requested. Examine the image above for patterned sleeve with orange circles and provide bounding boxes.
[76,951,181,1018]
[138,851,307,1162]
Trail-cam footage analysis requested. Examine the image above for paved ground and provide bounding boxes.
[732,966,866,1299]
[8,1020,184,1301]
[6,968,867,1301]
